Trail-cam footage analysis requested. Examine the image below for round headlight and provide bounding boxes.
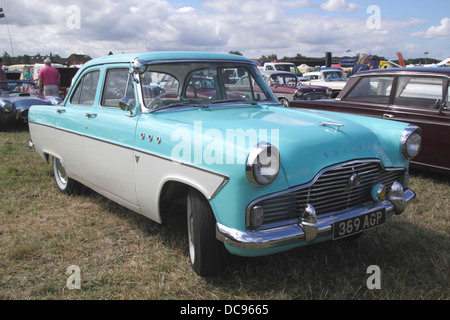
[326,88,332,96]
[246,142,280,186]
[401,125,422,160]
[295,90,304,98]
[0,100,13,113]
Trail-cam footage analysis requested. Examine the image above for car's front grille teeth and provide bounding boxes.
[255,161,404,228]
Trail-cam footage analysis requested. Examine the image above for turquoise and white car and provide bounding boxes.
[28,52,420,276]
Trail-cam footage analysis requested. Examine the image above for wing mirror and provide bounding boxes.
[131,58,147,75]
[119,97,136,117]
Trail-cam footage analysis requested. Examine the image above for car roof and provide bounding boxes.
[354,67,450,77]
[303,71,320,75]
[82,52,251,68]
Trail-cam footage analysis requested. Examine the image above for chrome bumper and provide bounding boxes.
[216,185,415,250]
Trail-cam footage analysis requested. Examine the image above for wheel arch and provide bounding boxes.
[158,179,214,223]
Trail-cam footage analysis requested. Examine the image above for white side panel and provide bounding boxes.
[82,137,138,205]
[134,151,228,223]
[29,122,55,162]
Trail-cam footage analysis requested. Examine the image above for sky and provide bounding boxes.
[0,0,449,62]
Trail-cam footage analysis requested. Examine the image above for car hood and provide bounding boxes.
[155,104,400,187]
[298,84,329,92]
[4,94,52,109]
[272,84,327,92]
[306,80,347,89]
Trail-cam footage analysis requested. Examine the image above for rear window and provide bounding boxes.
[393,76,444,109]
[345,76,394,104]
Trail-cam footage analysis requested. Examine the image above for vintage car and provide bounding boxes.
[258,61,304,78]
[260,71,331,106]
[290,67,450,174]
[28,52,419,276]
[303,67,348,98]
[0,80,61,128]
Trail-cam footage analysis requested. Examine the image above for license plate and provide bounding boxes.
[333,209,386,240]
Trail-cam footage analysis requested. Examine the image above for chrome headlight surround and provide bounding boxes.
[401,124,422,160]
[326,88,332,96]
[0,100,13,113]
[246,142,280,186]
[294,89,304,99]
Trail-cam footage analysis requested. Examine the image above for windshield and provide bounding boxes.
[268,74,299,86]
[0,81,39,95]
[274,64,302,76]
[323,70,346,81]
[139,62,276,111]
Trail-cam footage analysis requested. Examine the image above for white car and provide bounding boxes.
[303,67,348,98]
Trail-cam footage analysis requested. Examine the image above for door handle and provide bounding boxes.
[383,113,394,118]
[57,108,65,114]
[86,112,97,118]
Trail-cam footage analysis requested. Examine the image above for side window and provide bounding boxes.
[101,68,135,108]
[393,76,444,109]
[345,76,393,104]
[222,67,269,101]
[70,70,100,106]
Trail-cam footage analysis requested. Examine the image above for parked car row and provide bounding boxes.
[259,70,331,106]
[0,80,61,129]
[28,52,420,276]
[289,67,450,175]
[302,67,349,98]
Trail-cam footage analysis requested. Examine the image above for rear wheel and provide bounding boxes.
[187,189,223,276]
[52,156,81,195]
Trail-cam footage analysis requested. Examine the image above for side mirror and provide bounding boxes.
[130,58,146,75]
[119,97,136,117]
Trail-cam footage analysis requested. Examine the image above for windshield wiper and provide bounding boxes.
[149,100,208,113]
[209,99,258,105]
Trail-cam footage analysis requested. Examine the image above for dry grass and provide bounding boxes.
[0,126,448,300]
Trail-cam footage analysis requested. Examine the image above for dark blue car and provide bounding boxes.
[0,80,61,129]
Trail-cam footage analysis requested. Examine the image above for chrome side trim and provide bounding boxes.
[29,122,230,199]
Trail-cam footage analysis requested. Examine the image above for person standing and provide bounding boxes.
[350,53,370,76]
[0,58,7,81]
[38,58,60,96]
[24,67,33,81]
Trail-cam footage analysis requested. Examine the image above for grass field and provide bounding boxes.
[0,127,448,300]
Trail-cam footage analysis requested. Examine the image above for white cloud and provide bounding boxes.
[0,0,448,60]
[320,0,360,13]
[177,7,195,13]
[412,17,450,39]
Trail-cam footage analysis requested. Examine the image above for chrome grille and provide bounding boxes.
[252,160,405,228]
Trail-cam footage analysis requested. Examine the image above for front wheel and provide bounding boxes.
[279,97,289,107]
[52,156,81,195]
[187,189,223,276]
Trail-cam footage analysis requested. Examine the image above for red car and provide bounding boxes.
[260,71,331,106]
[289,67,450,174]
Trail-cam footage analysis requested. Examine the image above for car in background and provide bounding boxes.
[29,52,419,276]
[290,67,450,174]
[303,67,348,98]
[260,70,331,106]
[0,80,61,129]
